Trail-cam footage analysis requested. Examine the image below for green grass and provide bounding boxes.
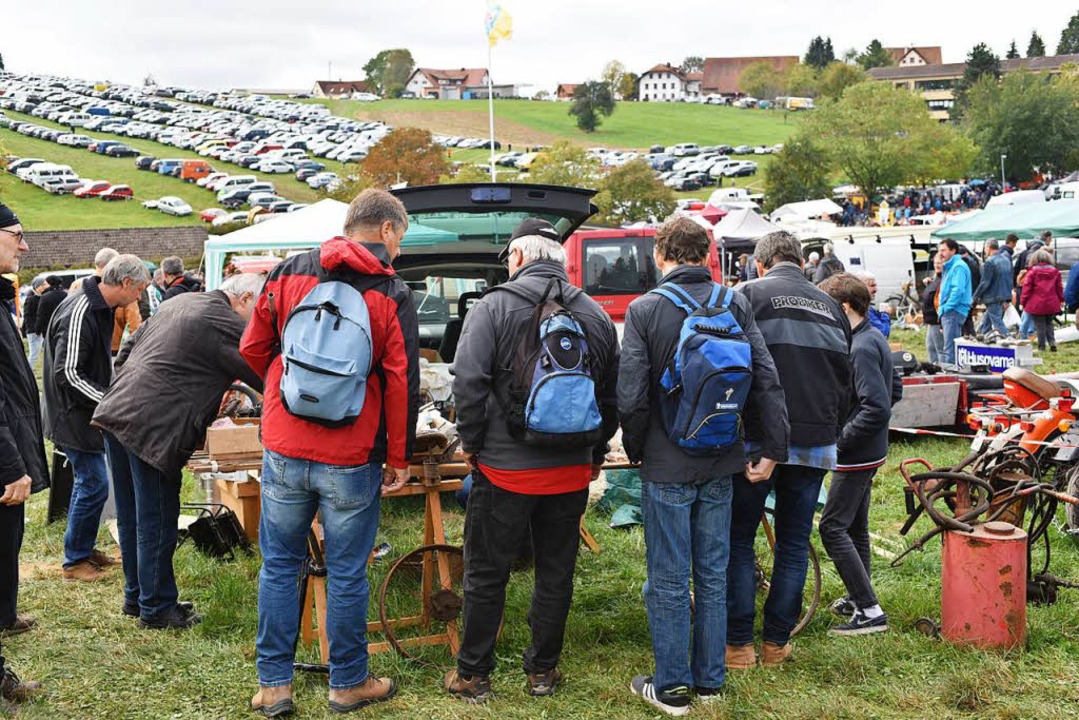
[305,98,800,150]
[0,109,342,230]
[8,328,1079,718]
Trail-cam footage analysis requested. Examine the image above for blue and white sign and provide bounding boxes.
[955,339,1038,373]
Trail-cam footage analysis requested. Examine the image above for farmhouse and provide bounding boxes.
[404,67,519,99]
[637,64,702,102]
[310,80,372,99]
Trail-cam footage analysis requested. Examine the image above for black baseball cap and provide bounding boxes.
[498,217,561,264]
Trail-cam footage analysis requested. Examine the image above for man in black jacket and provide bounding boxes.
[43,255,149,583]
[21,278,44,368]
[817,273,902,636]
[0,202,44,708]
[447,218,620,702]
[727,231,852,668]
[159,256,202,302]
[93,273,264,629]
[34,275,66,337]
[619,217,787,715]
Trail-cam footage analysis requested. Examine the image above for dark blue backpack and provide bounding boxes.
[491,278,604,448]
[652,282,752,454]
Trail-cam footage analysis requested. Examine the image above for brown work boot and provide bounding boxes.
[1,667,42,703]
[726,643,757,669]
[328,676,396,713]
[760,641,792,666]
[527,667,562,696]
[250,684,294,717]
[445,669,492,703]
[89,548,121,568]
[62,560,109,583]
[0,615,36,638]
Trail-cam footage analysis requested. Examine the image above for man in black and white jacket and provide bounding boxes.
[43,254,149,583]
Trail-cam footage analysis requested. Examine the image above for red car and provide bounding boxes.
[100,185,134,201]
[200,207,227,223]
[74,180,111,198]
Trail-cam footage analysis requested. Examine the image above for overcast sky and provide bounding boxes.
[4,2,1077,93]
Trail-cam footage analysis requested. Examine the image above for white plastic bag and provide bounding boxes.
[1003,304,1021,329]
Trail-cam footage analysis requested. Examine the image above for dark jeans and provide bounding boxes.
[641,478,731,692]
[1033,314,1056,350]
[818,469,878,609]
[0,503,24,627]
[104,432,182,621]
[60,446,110,569]
[727,465,825,647]
[457,473,588,678]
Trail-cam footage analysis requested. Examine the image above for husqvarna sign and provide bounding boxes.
[955,340,1037,373]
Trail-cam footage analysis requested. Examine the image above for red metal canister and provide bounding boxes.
[941,521,1027,650]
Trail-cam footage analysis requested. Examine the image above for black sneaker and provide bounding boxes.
[829,609,888,636]
[630,675,690,717]
[140,605,202,630]
[831,596,856,618]
[527,668,561,697]
[123,600,195,618]
[695,685,724,703]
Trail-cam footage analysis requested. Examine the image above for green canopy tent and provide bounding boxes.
[933,200,1079,242]
[202,199,461,289]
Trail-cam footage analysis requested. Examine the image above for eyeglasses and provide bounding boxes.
[0,228,25,243]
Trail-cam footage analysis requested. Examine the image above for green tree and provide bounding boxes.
[620,72,639,101]
[680,56,704,74]
[439,162,492,184]
[525,141,602,187]
[817,62,867,101]
[362,49,415,97]
[602,60,626,98]
[964,43,1002,84]
[857,40,894,70]
[785,64,819,97]
[594,159,676,226]
[804,82,976,197]
[763,137,832,212]
[1007,40,1020,59]
[1058,11,1079,54]
[738,61,785,99]
[804,36,835,69]
[568,81,615,133]
[964,72,1079,182]
[1028,30,1046,57]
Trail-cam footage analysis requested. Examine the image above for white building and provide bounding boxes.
[638,64,702,102]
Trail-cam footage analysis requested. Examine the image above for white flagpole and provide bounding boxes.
[487,40,496,181]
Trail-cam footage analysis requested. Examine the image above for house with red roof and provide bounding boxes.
[639,64,702,102]
[405,67,497,99]
[311,80,373,99]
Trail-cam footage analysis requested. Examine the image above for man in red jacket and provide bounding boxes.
[241,189,420,717]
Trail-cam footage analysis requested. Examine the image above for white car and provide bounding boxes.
[198,172,229,189]
[212,211,249,227]
[57,134,93,147]
[307,172,339,189]
[351,92,381,102]
[256,159,294,174]
[156,196,193,216]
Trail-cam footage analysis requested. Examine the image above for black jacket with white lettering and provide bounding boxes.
[735,262,852,447]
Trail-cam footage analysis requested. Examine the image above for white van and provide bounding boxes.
[26,163,78,188]
[216,175,257,194]
[670,143,701,157]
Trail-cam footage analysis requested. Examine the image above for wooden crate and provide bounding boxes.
[215,478,261,542]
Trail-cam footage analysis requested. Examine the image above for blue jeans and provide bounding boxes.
[26,333,43,368]
[1020,311,1036,338]
[104,432,182,620]
[642,478,732,692]
[941,310,965,366]
[925,324,944,364]
[61,447,110,569]
[978,302,1009,336]
[256,450,382,689]
[727,465,825,647]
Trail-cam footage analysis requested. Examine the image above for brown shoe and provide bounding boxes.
[0,615,36,638]
[760,641,791,666]
[445,669,491,703]
[250,684,294,717]
[527,667,562,696]
[89,549,120,569]
[726,643,757,670]
[62,560,109,583]
[1,668,42,703]
[329,676,396,713]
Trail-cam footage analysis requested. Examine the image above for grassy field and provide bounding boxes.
[5,328,1079,719]
[0,109,344,230]
[305,98,800,151]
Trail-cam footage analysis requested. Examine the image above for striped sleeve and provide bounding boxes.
[53,296,108,405]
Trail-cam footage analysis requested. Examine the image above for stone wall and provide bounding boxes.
[22,226,206,270]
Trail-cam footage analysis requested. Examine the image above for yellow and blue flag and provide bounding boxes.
[485,3,513,47]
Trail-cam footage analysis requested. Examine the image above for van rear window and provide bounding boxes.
[582,238,658,295]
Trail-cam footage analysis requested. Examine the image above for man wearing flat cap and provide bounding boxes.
[0,202,44,709]
[446,218,620,701]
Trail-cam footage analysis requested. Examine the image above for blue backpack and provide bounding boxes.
[271,250,383,427]
[492,278,604,448]
[652,282,752,454]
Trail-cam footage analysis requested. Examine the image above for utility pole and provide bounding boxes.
[328,61,332,81]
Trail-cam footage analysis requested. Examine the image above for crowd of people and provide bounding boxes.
[834,181,1007,228]
[3,190,903,716]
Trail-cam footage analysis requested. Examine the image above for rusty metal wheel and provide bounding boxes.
[756,514,822,637]
[378,544,464,666]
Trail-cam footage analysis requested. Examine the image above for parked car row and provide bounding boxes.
[4,155,133,199]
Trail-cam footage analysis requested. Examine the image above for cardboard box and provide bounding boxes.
[205,419,262,460]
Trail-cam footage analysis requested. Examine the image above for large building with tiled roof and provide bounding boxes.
[701,56,799,96]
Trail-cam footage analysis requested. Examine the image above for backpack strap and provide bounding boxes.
[707,283,734,310]
[651,282,702,315]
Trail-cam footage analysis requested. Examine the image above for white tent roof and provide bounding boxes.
[711,208,782,250]
[770,198,844,221]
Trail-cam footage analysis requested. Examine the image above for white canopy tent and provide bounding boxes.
[770,198,844,222]
[711,208,784,279]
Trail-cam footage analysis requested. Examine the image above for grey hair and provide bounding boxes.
[344,188,409,237]
[755,231,803,269]
[985,238,999,250]
[102,254,151,286]
[822,242,835,256]
[94,247,119,270]
[808,251,820,262]
[510,235,566,265]
[161,256,183,276]
[220,273,264,298]
[1031,248,1054,265]
[854,270,875,282]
